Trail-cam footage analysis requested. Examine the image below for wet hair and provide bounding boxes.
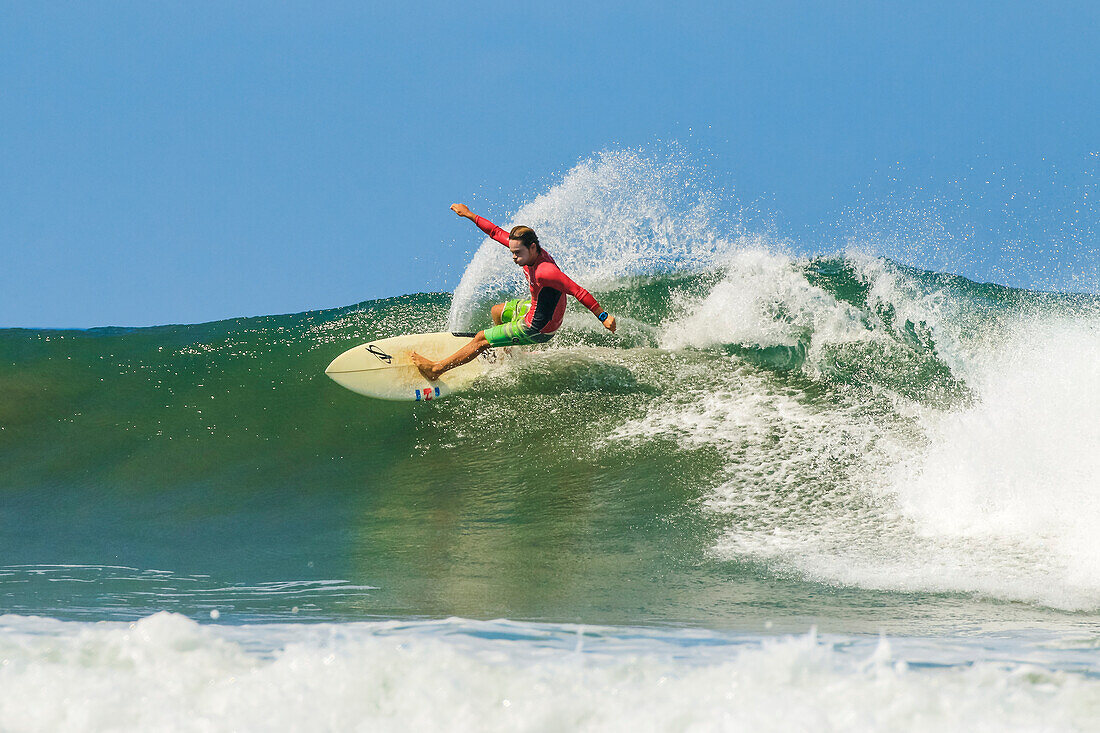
[509,225,540,251]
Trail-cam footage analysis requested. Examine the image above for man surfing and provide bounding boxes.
[410,204,617,381]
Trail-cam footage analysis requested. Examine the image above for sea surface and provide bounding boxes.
[3,152,1099,730]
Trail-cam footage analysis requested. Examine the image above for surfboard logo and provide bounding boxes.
[414,387,441,401]
[366,344,393,363]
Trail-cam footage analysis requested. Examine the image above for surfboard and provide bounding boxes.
[325,332,499,401]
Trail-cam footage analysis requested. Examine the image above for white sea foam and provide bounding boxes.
[886,318,1100,605]
[721,315,1100,610]
[657,248,872,352]
[0,613,1097,733]
[611,239,1100,610]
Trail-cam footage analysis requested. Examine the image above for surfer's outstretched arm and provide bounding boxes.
[409,332,491,382]
[451,203,510,246]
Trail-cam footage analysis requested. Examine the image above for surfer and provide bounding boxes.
[410,203,617,381]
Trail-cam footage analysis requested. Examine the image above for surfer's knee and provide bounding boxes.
[473,331,491,349]
[491,303,506,325]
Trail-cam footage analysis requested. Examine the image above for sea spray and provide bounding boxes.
[448,146,753,331]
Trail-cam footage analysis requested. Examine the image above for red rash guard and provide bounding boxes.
[475,216,604,334]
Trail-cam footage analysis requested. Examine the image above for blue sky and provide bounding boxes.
[3,1,1096,328]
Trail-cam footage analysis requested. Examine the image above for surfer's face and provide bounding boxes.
[508,239,538,266]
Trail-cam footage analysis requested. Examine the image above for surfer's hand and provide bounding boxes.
[603,315,617,333]
[450,203,473,219]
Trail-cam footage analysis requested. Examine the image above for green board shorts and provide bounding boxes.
[484,298,555,348]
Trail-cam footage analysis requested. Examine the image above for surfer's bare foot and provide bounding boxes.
[408,352,441,381]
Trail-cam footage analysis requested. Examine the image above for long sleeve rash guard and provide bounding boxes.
[474,216,604,334]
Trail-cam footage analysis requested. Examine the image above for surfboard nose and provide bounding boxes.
[324,345,369,388]
[325,345,362,376]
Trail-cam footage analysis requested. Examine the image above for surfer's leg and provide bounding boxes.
[410,300,533,381]
[410,331,491,382]
[494,298,531,327]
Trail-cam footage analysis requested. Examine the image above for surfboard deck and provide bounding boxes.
[325,332,498,401]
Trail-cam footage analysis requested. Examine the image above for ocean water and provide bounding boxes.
[3,150,1100,731]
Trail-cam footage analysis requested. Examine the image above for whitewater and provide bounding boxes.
[2,148,1099,731]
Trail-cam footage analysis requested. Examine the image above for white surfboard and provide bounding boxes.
[325,332,499,401]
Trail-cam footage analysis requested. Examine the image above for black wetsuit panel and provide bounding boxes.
[527,287,563,333]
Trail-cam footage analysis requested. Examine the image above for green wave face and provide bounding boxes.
[3,256,1099,629]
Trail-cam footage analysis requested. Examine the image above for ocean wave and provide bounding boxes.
[3,148,1098,621]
